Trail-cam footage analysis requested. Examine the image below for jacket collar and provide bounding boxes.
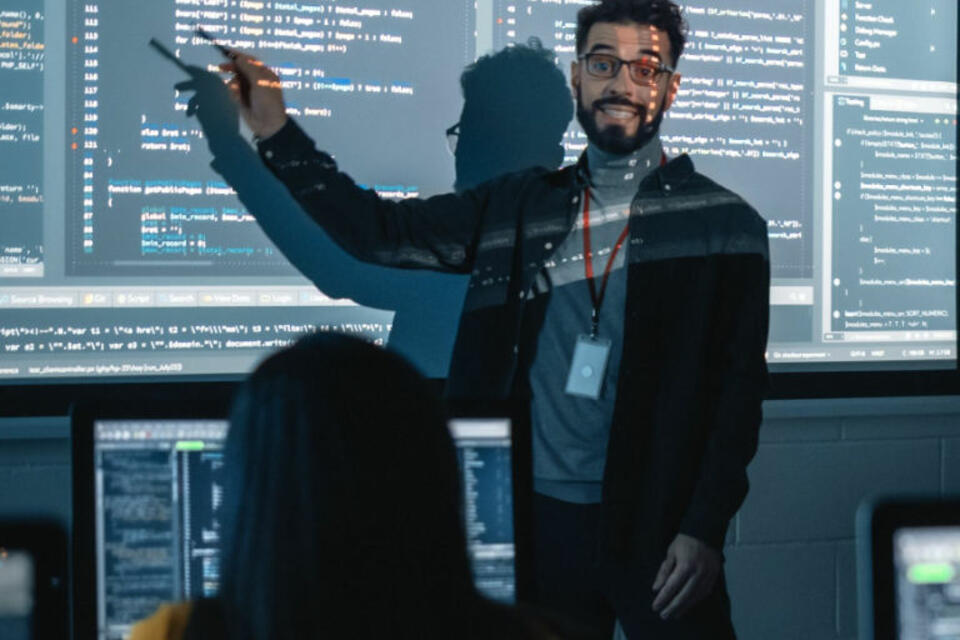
[653,153,696,192]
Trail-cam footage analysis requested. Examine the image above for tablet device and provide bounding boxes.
[449,416,517,603]
[857,497,960,640]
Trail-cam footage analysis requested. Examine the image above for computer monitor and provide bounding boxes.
[857,497,960,640]
[73,408,517,640]
[77,417,227,640]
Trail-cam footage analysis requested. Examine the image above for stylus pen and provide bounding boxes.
[148,38,190,73]
[193,25,251,106]
[194,25,235,59]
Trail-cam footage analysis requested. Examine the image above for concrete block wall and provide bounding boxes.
[724,396,960,640]
[3,397,960,639]
[0,417,71,526]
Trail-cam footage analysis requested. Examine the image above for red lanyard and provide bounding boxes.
[581,152,667,337]
[582,187,630,338]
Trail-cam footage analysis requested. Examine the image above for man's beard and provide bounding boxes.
[576,87,665,155]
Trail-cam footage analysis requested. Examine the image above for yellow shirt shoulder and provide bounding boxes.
[129,602,194,640]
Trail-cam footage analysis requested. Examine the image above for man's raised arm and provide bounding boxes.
[217,52,488,273]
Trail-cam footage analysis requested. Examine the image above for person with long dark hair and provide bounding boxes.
[131,333,556,639]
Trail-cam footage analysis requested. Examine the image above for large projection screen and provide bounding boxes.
[0,0,956,383]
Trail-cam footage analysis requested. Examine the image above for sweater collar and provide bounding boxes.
[584,136,663,196]
[568,143,695,197]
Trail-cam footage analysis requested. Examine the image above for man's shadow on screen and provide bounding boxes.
[173,41,572,376]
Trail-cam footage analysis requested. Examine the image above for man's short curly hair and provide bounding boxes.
[576,0,688,66]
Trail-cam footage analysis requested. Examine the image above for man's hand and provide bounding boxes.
[174,66,243,155]
[651,533,722,620]
[218,52,288,140]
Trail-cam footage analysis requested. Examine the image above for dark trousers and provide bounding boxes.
[530,493,737,640]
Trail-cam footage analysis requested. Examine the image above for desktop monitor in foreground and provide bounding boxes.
[91,419,228,640]
[894,526,960,637]
[857,498,960,640]
[77,415,516,639]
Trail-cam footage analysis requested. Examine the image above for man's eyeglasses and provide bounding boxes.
[578,53,674,86]
[446,122,459,155]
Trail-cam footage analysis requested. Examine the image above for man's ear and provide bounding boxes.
[662,73,682,112]
[570,59,580,96]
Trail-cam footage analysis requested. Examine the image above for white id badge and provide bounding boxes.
[564,334,612,400]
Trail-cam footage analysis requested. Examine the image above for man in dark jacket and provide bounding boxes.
[215,1,769,637]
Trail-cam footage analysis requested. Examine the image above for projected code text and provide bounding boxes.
[67,0,471,276]
[828,95,957,342]
[0,2,44,276]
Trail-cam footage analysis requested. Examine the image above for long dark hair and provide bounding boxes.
[187,333,486,639]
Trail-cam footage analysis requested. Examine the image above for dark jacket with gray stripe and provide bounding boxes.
[257,119,770,565]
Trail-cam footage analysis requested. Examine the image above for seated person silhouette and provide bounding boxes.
[129,333,562,640]
[169,40,571,378]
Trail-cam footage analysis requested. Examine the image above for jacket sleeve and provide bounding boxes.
[252,118,490,274]
[677,211,771,551]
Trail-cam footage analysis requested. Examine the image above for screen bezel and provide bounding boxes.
[70,393,232,640]
[4,355,960,405]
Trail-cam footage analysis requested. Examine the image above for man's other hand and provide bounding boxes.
[218,52,288,140]
[650,533,721,620]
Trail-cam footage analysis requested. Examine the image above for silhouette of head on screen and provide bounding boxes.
[453,38,572,192]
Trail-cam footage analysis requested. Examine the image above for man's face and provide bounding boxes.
[571,22,682,154]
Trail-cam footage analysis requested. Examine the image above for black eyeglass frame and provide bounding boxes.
[577,52,676,85]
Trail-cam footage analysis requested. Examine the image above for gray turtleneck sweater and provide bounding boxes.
[530,136,663,504]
